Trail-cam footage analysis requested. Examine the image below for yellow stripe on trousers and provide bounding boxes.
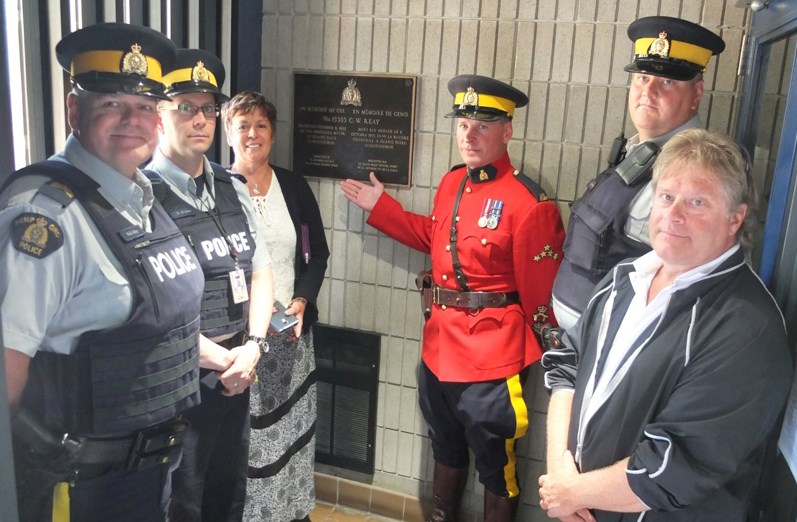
[503,372,529,498]
[53,482,70,521]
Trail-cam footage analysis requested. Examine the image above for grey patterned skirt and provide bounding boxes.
[243,331,317,521]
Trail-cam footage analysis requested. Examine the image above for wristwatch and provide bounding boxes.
[246,334,269,354]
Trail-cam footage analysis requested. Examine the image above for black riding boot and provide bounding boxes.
[426,461,468,522]
[483,489,519,522]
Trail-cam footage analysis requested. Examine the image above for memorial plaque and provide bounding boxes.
[293,72,417,186]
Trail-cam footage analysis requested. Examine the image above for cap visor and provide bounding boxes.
[164,82,229,102]
[624,59,700,81]
[444,108,507,122]
[73,74,172,101]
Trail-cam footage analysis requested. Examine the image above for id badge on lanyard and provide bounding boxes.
[229,262,249,304]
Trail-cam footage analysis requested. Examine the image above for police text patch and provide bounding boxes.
[11,213,64,258]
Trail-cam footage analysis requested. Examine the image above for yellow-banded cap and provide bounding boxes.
[56,22,177,100]
[162,48,229,102]
[446,75,529,121]
[624,16,725,81]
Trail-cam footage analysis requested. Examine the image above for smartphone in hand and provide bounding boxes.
[270,301,299,333]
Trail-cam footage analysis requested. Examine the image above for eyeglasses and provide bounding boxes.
[166,102,219,118]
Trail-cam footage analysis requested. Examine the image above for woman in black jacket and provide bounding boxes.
[223,91,329,522]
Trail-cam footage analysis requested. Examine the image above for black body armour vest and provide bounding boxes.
[553,164,653,313]
[148,165,254,339]
[7,162,204,436]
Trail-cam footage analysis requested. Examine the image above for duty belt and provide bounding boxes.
[65,417,189,471]
[432,286,519,309]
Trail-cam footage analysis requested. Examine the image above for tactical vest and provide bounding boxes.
[553,164,652,313]
[6,161,204,436]
[148,165,254,339]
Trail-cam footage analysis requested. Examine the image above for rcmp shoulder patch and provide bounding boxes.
[11,212,64,259]
[512,170,548,202]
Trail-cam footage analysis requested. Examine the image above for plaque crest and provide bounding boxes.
[122,43,148,76]
[341,79,362,107]
[460,87,479,109]
[648,31,670,58]
[192,60,210,82]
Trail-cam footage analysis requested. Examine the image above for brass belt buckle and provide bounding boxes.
[433,285,440,306]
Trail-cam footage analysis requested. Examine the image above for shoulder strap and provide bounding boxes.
[614,141,660,186]
[512,170,549,202]
[2,160,102,209]
[448,173,471,291]
[209,162,235,184]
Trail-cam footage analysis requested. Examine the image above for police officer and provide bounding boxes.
[341,75,565,521]
[1,23,204,522]
[146,48,273,521]
[551,16,725,330]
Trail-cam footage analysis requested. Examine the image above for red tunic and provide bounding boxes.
[367,153,565,382]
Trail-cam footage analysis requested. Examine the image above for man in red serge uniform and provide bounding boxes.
[341,75,565,521]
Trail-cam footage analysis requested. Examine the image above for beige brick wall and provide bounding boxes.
[260,1,748,518]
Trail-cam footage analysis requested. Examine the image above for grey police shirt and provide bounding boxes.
[0,134,152,356]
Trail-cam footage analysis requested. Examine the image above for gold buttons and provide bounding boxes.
[432,215,436,221]
[481,238,487,246]
[455,216,460,222]
[466,187,472,193]
[441,305,447,310]
[442,274,448,281]
[445,245,451,251]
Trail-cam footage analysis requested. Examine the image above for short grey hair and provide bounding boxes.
[652,128,758,251]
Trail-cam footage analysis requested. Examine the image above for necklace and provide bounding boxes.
[253,184,260,195]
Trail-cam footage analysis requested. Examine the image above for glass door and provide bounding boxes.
[735,2,797,520]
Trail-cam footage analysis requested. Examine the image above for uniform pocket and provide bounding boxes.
[564,200,612,273]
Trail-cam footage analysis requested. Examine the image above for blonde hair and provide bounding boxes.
[652,129,758,251]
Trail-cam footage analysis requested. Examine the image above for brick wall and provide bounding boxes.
[259,1,748,518]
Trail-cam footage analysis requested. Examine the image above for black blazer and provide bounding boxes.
[271,165,329,333]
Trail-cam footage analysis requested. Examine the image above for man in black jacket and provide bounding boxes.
[539,130,792,521]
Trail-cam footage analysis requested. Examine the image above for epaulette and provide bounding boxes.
[511,170,549,202]
[210,162,236,184]
[3,161,101,209]
[141,169,172,204]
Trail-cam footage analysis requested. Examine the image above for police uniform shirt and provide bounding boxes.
[0,134,157,357]
[146,149,271,271]
[623,114,702,244]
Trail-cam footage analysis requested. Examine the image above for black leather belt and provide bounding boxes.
[432,286,519,309]
[72,417,189,471]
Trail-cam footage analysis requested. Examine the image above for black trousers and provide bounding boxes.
[169,374,251,522]
[15,447,170,522]
[418,361,530,497]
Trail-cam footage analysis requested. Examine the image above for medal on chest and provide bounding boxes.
[479,198,504,229]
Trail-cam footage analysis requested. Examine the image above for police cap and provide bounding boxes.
[162,48,229,102]
[445,75,529,121]
[625,16,725,81]
[56,22,177,100]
